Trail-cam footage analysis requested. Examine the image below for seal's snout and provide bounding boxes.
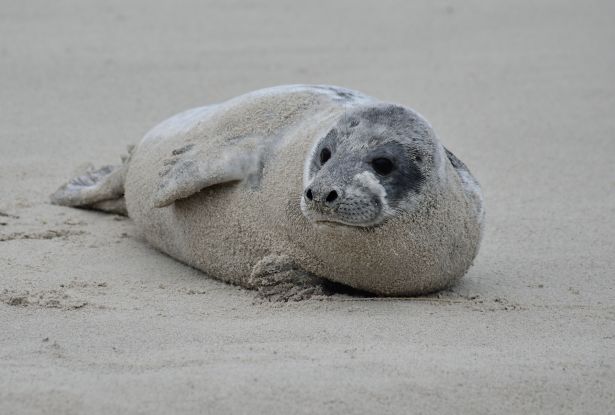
[302,168,390,227]
[304,186,341,209]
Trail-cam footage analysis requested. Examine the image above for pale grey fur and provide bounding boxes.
[51,85,484,298]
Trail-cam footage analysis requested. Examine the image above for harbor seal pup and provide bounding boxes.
[51,85,484,300]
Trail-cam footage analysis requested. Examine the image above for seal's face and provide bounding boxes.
[301,104,438,228]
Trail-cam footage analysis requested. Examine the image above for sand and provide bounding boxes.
[1,0,613,414]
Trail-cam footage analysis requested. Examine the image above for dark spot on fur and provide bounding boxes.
[334,90,355,100]
[171,143,195,156]
[225,135,251,145]
[163,158,177,166]
[369,142,425,202]
[311,85,357,102]
[359,105,409,125]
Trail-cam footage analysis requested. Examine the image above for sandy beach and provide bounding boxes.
[1,0,614,413]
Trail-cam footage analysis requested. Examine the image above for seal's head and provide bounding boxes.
[301,104,440,228]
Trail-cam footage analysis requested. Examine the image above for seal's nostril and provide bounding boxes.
[305,189,313,200]
[326,190,338,203]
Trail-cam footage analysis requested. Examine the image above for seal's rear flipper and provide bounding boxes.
[51,149,132,216]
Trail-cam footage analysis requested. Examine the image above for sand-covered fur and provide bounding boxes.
[52,85,484,296]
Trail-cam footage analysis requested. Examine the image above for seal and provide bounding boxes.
[51,85,484,300]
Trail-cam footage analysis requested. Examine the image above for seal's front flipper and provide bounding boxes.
[51,150,131,216]
[245,255,331,302]
[153,143,263,208]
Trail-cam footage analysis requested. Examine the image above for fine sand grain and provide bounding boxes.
[1,1,614,414]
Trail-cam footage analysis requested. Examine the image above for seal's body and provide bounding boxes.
[52,85,484,298]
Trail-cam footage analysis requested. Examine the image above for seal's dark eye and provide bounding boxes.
[372,158,394,175]
[320,148,331,164]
